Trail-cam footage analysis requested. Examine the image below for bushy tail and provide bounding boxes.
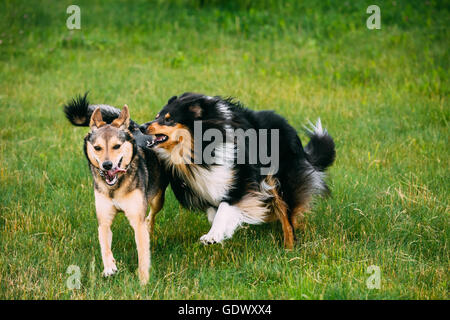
[304,118,336,171]
[63,92,126,127]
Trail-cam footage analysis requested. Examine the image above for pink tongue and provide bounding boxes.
[107,167,126,178]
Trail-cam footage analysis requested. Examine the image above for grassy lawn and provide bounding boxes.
[0,0,448,299]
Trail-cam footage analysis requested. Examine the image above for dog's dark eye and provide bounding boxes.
[94,146,102,151]
[113,144,121,150]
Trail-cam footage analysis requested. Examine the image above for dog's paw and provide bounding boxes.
[102,262,118,277]
[138,268,149,285]
[200,232,223,245]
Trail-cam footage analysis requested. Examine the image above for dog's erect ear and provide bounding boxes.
[189,105,202,118]
[89,107,106,130]
[168,96,177,104]
[111,105,130,129]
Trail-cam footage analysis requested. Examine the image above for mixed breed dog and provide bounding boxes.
[64,92,336,284]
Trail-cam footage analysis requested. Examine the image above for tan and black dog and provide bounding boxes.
[64,94,168,284]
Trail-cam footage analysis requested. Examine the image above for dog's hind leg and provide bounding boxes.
[146,189,165,235]
[273,196,294,250]
[279,211,294,249]
[95,192,118,277]
[263,183,294,249]
[289,190,313,233]
[290,204,308,231]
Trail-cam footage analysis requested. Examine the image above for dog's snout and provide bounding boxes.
[102,160,113,170]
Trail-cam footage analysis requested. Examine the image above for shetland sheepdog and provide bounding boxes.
[140,93,335,248]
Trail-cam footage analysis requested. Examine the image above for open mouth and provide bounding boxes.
[146,134,168,148]
[99,158,127,186]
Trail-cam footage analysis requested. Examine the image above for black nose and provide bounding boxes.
[102,161,113,170]
[139,122,150,133]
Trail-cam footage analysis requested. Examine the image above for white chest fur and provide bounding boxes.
[111,199,123,211]
[157,143,235,207]
[187,163,234,206]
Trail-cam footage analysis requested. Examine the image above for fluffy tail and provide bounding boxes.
[63,92,128,127]
[304,118,336,171]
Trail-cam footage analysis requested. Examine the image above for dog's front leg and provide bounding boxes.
[126,213,150,284]
[123,190,150,284]
[200,202,243,244]
[95,191,118,277]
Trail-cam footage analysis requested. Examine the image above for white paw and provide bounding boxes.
[200,232,224,245]
[102,260,118,277]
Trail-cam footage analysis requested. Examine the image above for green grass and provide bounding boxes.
[0,0,448,299]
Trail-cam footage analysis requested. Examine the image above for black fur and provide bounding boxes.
[63,92,91,126]
[63,92,154,148]
[63,92,133,127]
[304,129,336,171]
[142,92,336,215]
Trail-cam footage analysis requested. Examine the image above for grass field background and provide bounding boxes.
[0,0,448,299]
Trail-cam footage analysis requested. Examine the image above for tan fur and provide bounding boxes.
[147,122,194,167]
[146,189,165,235]
[86,139,102,169]
[236,191,272,223]
[95,187,150,284]
[272,189,294,250]
[290,204,309,231]
[189,105,202,117]
[147,122,191,152]
[88,106,163,285]
[113,188,149,283]
[265,176,294,249]
[235,176,294,249]
[87,106,134,171]
[95,191,117,275]
[90,107,106,128]
[111,105,130,129]
[86,134,133,169]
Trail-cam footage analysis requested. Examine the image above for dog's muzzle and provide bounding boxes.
[98,157,127,186]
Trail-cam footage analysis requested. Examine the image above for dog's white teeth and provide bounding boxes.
[155,135,167,142]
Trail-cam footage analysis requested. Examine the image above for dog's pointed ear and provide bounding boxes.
[89,107,106,130]
[168,96,177,104]
[111,105,130,129]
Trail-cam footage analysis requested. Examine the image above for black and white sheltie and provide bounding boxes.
[141,93,335,248]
